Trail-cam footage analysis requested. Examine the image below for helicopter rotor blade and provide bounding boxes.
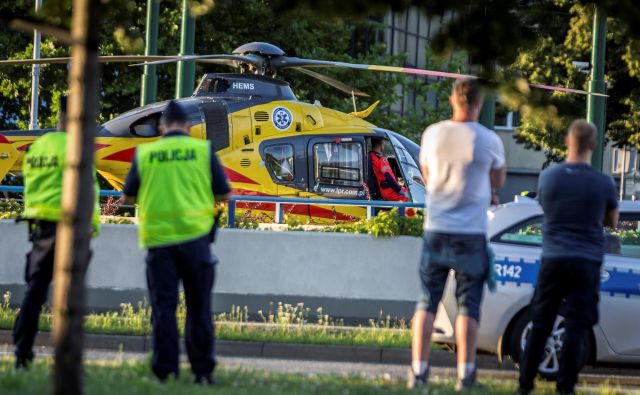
[292,67,369,97]
[271,57,607,96]
[272,57,471,80]
[528,83,607,97]
[128,54,265,68]
[0,55,176,66]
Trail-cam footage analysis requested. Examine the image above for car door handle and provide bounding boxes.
[0,153,8,159]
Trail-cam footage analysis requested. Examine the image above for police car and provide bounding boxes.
[432,197,640,378]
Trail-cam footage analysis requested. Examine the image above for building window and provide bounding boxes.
[314,142,363,186]
[264,145,295,182]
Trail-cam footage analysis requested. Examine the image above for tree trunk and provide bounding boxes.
[51,1,101,394]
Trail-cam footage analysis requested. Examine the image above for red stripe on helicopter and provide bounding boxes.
[224,167,259,185]
[232,188,358,221]
[95,143,110,151]
[103,147,136,163]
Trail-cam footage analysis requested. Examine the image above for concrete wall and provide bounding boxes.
[0,221,423,320]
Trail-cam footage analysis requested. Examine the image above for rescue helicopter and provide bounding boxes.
[0,42,601,222]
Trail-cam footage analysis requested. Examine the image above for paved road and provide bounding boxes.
[1,346,639,393]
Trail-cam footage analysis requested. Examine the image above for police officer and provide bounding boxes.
[369,138,408,201]
[121,100,230,384]
[13,95,100,369]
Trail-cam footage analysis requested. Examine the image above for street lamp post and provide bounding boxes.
[175,0,195,99]
[479,93,496,130]
[140,0,159,106]
[587,5,607,171]
[29,0,42,130]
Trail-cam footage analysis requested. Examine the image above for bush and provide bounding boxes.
[330,209,423,237]
[0,199,23,219]
[1,197,423,237]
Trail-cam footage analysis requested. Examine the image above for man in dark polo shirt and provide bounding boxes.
[518,120,619,395]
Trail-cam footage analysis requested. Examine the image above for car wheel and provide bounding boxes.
[510,313,588,380]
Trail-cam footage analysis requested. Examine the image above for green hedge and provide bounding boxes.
[1,198,423,237]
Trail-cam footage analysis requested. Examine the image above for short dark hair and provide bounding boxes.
[371,137,384,149]
[452,78,483,110]
[567,119,597,154]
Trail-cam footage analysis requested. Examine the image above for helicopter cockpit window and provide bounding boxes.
[208,78,230,93]
[130,113,161,138]
[265,144,295,182]
[314,142,362,186]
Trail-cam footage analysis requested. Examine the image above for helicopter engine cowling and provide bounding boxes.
[194,73,296,102]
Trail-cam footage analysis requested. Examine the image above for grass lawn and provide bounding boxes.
[0,292,413,349]
[0,356,628,395]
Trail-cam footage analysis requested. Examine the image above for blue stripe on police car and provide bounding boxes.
[494,257,640,298]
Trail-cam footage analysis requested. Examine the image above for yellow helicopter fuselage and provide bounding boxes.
[0,73,426,223]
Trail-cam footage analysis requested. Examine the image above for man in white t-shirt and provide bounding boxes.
[408,79,506,391]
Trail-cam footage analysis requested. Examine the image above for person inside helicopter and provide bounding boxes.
[368,137,409,202]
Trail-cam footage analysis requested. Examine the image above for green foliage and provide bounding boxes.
[0,291,413,349]
[0,199,23,219]
[284,217,305,232]
[331,208,423,237]
[611,229,640,246]
[102,214,135,225]
[235,209,261,230]
[519,225,543,236]
[208,206,424,236]
[1,355,604,395]
[0,0,465,142]
[0,0,154,128]
[503,1,640,161]
[0,197,139,223]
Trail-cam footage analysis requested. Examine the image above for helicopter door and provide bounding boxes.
[387,133,426,203]
[307,136,367,200]
[261,142,310,219]
[201,101,230,152]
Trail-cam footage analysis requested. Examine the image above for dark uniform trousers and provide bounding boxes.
[145,234,216,378]
[13,221,57,360]
[519,257,601,394]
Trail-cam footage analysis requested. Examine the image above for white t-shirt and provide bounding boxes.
[420,120,505,234]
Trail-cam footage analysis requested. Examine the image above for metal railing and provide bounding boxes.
[1,186,425,228]
[227,196,423,228]
[0,185,121,197]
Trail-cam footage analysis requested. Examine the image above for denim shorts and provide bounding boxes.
[416,231,488,322]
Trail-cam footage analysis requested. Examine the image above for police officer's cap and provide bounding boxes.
[161,100,189,124]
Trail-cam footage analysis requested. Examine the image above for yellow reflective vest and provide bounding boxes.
[23,131,100,232]
[136,136,215,248]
